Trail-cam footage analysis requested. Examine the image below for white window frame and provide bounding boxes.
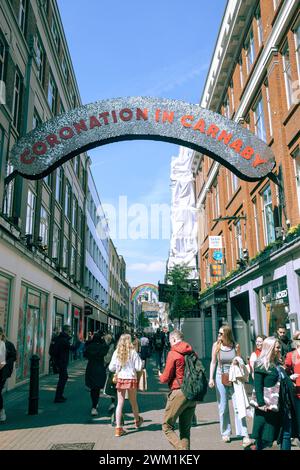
[253,95,267,142]
[294,20,300,79]
[18,0,27,34]
[235,219,243,259]
[292,147,300,214]
[52,223,60,259]
[12,69,21,129]
[253,197,260,252]
[26,189,36,235]
[62,237,69,268]
[39,205,49,245]
[245,29,255,74]
[261,185,275,245]
[48,72,57,114]
[265,82,273,137]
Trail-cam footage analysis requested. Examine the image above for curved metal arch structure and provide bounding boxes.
[10,97,275,181]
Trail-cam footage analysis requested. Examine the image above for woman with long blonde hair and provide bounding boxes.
[208,323,251,447]
[109,333,143,437]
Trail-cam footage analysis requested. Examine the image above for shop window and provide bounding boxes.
[262,185,275,245]
[259,278,289,336]
[0,274,11,334]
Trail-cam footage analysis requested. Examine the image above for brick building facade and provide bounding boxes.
[193,0,300,358]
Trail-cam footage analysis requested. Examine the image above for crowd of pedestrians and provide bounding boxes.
[1,320,300,451]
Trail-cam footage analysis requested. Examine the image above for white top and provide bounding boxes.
[109,349,142,379]
[140,337,149,347]
[0,340,6,366]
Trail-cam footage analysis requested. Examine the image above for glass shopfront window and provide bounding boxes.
[16,285,48,382]
[0,273,11,333]
[259,277,289,336]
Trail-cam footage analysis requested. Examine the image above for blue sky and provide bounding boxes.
[57,0,227,288]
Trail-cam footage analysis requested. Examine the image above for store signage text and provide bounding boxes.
[10,97,275,181]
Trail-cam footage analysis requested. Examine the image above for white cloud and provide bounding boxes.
[128,261,166,272]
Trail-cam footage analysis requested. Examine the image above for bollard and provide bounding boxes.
[28,354,40,415]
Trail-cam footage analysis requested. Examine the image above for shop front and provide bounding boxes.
[0,272,12,334]
[258,277,290,337]
[16,284,48,382]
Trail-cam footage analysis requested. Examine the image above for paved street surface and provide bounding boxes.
[0,357,298,451]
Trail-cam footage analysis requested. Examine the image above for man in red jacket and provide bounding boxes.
[159,329,197,450]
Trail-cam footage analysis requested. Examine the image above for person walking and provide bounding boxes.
[0,327,16,422]
[275,325,293,361]
[250,336,298,450]
[140,334,150,367]
[285,330,300,444]
[109,333,143,437]
[53,324,74,403]
[103,334,118,425]
[154,329,164,371]
[208,324,251,447]
[159,329,197,450]
[85,331,109,416]
[249,335,266,379]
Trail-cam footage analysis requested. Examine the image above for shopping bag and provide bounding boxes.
[137,369,148,391]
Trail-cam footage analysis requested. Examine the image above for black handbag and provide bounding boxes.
[103,371,117,397]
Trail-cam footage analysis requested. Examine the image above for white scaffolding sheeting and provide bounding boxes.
[168,147,198,279]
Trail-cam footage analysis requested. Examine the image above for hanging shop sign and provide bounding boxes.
[209,236,223,249]
[9,97,275,181]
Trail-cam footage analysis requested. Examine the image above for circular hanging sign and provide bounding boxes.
[10,97,275,181]
[212,250,223,261]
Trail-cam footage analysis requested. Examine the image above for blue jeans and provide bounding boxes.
[215,371,249,438]
[281,409,292,450]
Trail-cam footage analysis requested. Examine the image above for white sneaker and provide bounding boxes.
[91,408,98,416]
[242,437,252,448]
[222,435,231,443]
[0,409,6,422]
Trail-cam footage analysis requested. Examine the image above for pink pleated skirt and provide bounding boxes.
[116,378,138,390]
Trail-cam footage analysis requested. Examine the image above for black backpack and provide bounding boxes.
[179,351,208,401]
[49,336,59,358]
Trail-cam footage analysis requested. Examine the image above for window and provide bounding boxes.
[39,206,49,246]
[262,185,275,245]
[64,182,71,218]
[51,17,60,51]
[273,0,280,10]
[52,224,60,260]
[61,54,68,81]
[253,198,261,252]
[0,36,6,85]
[235,219,243,259]
[62,237,69,269]
[292,147,300,214]
[35,34,45,83]
[26,189,36,235]
[253,95,266,142]
[282,42,293,109]
[55,167,62,202]
[232,173,239,193]
[265,82,273,137]
[32,108,41,130]
[229,80,234,112]
[18,0,27,34]
[72,196,77,227]
[213,179,220,218]
[12,69,22,130]
[48,72,57,114]
[294,21,300,78]
[255,5,263,47]
[70,245,76,276]
[238,55,243,89]
[223,95,230,118]
[245,29,256,73]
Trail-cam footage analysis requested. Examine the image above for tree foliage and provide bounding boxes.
[166,263,198,321]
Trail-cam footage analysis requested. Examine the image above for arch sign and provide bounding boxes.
[10,97,275,181]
